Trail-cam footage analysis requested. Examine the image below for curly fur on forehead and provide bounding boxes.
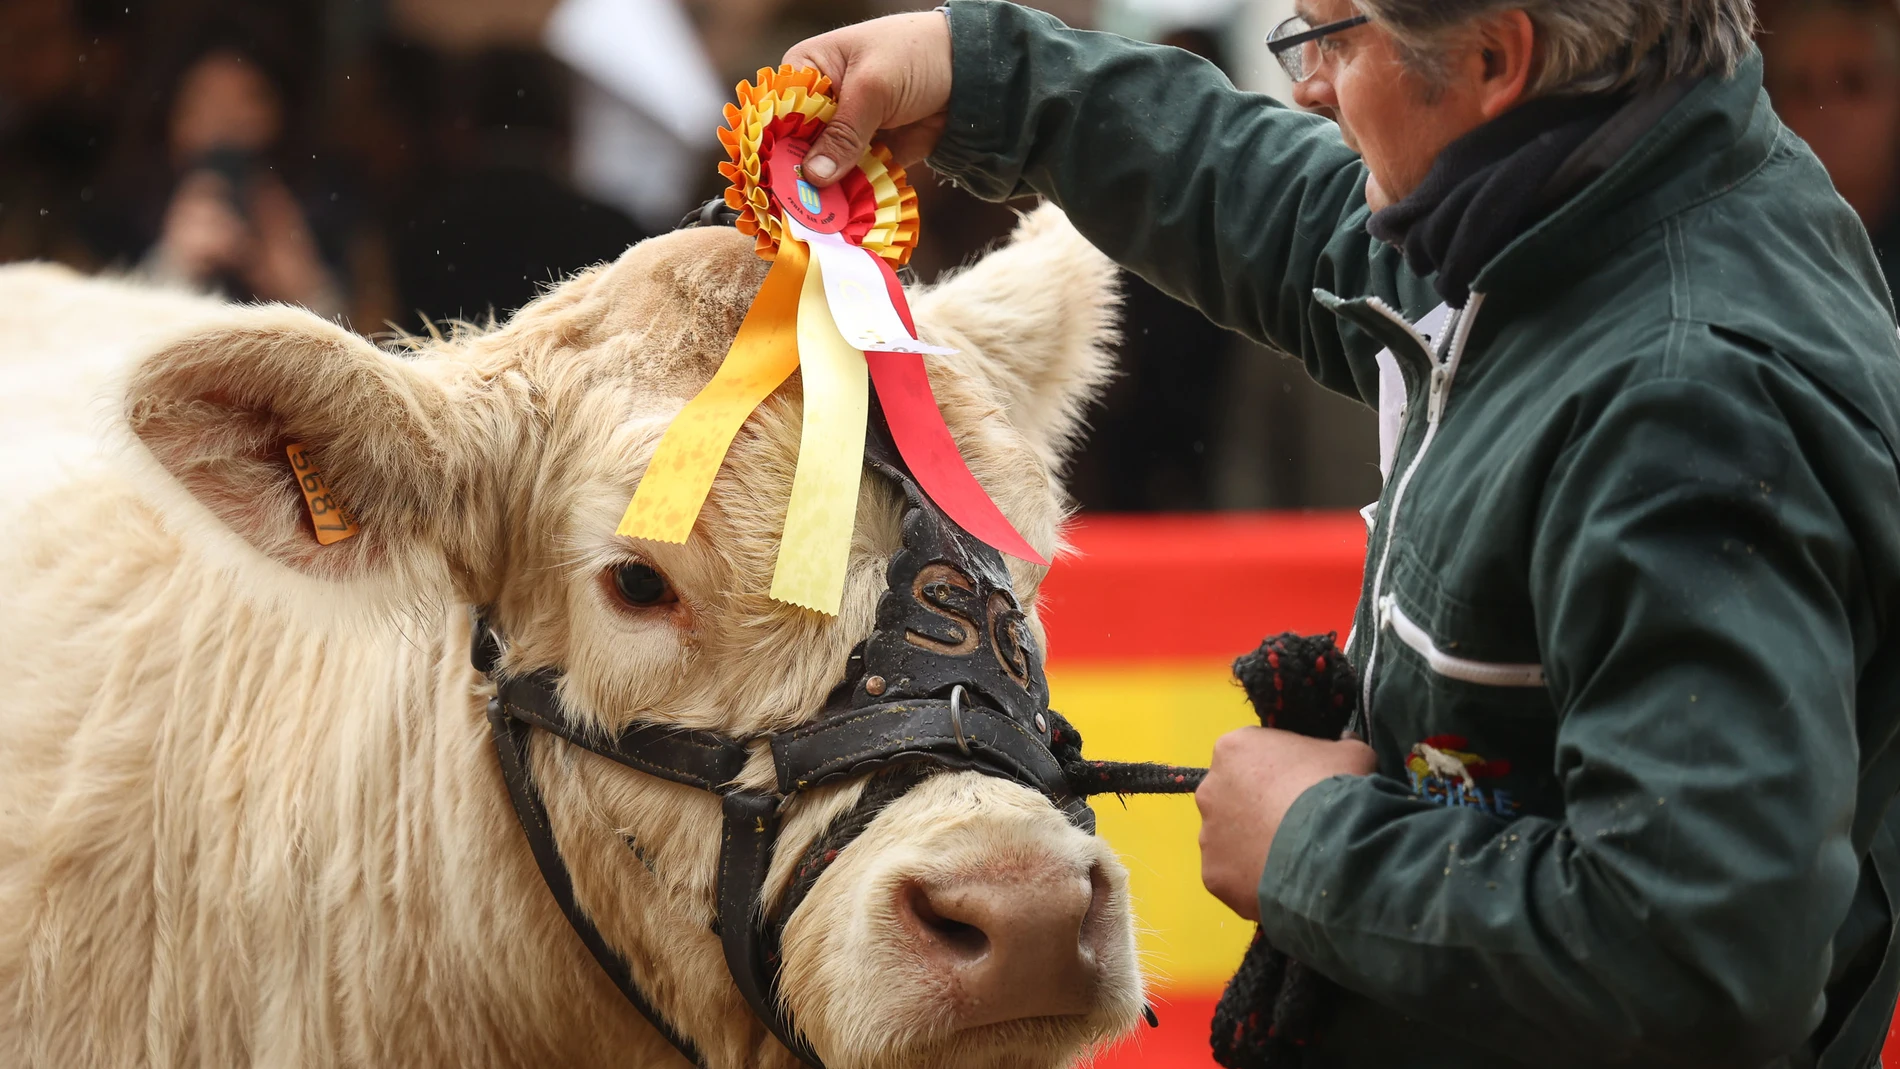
[474,206,1118,471]
[492,225,776,402]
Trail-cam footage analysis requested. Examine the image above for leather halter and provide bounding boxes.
[474,209,1204,1068]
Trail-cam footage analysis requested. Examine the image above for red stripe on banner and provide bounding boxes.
[1039,512,1369,664]
[1083,994,1220,1069]
[1046,516,1348,1069]
[866,254,1046,564]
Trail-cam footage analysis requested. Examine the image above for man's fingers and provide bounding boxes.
[781,40,826,73]
[1340,738,1378,774]
[781,36,882,186]
[803,76,887,185]
[783,12,954,185]
[1194,773,1215,817]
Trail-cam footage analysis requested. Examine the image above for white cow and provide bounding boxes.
[0,207,1139,1069]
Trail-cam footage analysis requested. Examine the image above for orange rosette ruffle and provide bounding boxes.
[717,65,921,266]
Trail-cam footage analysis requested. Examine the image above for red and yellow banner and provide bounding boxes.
[1054,513,1900,1067]
[1042,513,1365,1067]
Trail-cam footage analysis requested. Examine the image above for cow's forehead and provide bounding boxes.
[496,226,773,403]
[455,221,1053,564]
[480,224,1035,542]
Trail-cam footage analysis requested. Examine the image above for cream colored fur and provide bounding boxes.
[0,206,1136,1069]
[0,265,217,507]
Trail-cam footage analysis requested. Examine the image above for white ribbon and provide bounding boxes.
[782,215,957,357]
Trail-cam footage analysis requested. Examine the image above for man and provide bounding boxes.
[1763,0,1900,303]
[789,0,1900,1064]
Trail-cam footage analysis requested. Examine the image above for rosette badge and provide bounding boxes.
[617,66,1042,616]
[718,66,918,266]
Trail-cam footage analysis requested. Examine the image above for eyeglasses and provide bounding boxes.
[1266,13,1371,83]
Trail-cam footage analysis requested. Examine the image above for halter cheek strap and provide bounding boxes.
[485,700,712,1065]
[477,622,820,1066]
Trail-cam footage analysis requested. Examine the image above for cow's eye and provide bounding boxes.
[609,562,674,607]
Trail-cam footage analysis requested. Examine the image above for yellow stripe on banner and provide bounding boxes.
[1049,662,1259,991]
[769,244,868,615]
[616,237,810,544]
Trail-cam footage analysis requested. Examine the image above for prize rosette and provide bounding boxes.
[617,66,1043,616]
[717,66,919,266]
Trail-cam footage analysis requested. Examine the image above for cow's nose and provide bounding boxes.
[897,861,1109,1029]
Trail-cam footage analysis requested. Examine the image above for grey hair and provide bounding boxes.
[1357,0,1760,96]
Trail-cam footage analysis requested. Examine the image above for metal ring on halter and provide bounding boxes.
[949,685,971,756]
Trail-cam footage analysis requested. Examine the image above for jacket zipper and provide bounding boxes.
[1356,293,1488,727]
[1377,595,1546,688]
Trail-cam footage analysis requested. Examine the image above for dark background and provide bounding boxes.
[0,0,1886,512]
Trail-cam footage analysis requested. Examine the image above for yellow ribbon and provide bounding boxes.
[769,242,868,615]
[616,235,810,544]
[621,64,923,616]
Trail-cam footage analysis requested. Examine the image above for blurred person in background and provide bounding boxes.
[147,47,343,314]
[389,47,646,326]
[1065,25,1250,511]
[92,11,350,318]
[0,0,132,268]
[546,0,788,232]
[1763,0,1900,304]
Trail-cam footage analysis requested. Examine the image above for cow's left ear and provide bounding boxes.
[123,304,508,597]
[911,204,1121,471]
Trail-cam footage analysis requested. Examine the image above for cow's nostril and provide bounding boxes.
[897,864,1105,1030]
[901,881,990,959]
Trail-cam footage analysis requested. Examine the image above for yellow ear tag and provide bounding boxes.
[286,444,360,546]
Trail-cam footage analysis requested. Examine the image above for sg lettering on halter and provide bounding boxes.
[473,202,1203,1069]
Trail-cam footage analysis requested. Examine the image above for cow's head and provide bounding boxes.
[122,205,1134,1068]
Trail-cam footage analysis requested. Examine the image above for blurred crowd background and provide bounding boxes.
[0,0,1890,511]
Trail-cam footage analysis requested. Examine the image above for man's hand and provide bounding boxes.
[783,12,953,185]
[1196,728,1376,920]
[154,171,248,283]
[243,176,334,307]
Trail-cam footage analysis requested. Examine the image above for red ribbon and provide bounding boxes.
[865,255,1047,566]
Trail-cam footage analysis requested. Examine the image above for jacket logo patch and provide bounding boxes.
[1406,735,1519,818]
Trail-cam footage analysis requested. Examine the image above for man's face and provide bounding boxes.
[1765,9,1900,226]
[1289,0,1497,210]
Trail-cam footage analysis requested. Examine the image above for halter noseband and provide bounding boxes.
[475,207,1203,1069]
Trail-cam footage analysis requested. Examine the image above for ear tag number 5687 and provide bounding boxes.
[286,444,360,546]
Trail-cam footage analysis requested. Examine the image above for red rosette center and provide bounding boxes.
[757,115,882,242]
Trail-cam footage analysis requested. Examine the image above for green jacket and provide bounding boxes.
[929,3,1900,1064]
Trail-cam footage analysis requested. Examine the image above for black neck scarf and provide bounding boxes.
[1367,92,1629,308]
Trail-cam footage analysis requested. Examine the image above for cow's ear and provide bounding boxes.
[911,204,1120,470]
[123,304,504,597]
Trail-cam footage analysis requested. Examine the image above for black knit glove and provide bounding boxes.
[1209,633,1356,1069]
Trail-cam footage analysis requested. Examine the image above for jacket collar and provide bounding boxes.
[1469,51,1776,302]
[1369,92,1630,309]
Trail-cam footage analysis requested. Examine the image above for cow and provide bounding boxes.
[0,206,1141,1069]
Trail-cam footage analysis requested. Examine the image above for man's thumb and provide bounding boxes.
[802,86,881,186]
